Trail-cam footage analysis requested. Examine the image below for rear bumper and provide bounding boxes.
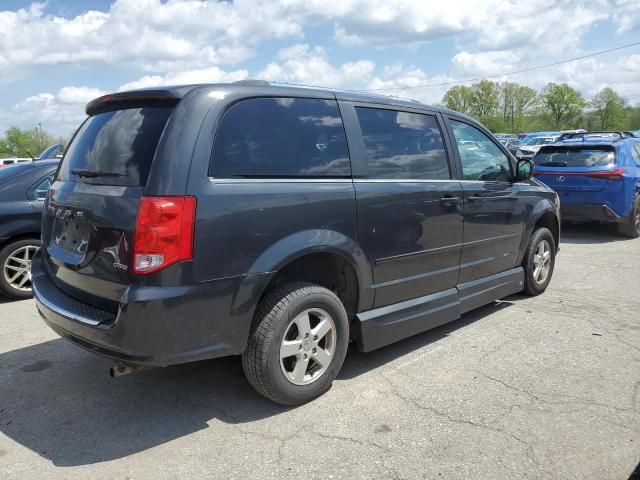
[32,254,259,367]
[560,203,623,223]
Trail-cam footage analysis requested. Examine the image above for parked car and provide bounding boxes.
[517,135,561,160]
[0,160,58,298]
[556,129,587,140]
[520,131,561,144]
[533,136,640,237]
[495,133,518,141]
[33,83,560,405]
[503,138,522,155]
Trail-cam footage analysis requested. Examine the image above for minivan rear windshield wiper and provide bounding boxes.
[537,161,568,167]
[71,169,126,178]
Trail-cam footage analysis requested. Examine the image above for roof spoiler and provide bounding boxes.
[85,90,180,116]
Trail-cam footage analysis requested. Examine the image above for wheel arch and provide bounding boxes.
[517,200,560,265]
[0,232,41,251]
[229,229,374,348]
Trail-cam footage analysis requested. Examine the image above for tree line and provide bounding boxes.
[441,81,640,134]
[0,125,68,159]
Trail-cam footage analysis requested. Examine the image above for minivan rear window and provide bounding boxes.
[535,147,616,168]
[58,107,173,186]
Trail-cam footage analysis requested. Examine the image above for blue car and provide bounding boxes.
[533,134,640,238]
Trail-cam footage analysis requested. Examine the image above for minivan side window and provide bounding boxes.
[355,107,450,180]
[211,98,351,178]
[450,120,511,182]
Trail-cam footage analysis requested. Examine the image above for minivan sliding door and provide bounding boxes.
[340,102,463,308]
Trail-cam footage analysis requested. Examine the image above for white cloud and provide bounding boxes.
[0,86,108,137]
[117,66,249,91]
[0,0,629,81]
[259,44,375,87]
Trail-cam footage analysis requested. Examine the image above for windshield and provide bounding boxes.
[535,147,616,168]
[58,106,173,186]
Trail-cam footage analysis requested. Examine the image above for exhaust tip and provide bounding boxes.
[110,364,147,378]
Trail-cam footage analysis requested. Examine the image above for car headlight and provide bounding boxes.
[516,151,522,158]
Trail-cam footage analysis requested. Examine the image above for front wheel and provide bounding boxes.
[242,282,349,405]
[618,196,640,239]
[522,227,556,296]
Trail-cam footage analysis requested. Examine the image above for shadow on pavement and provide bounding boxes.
[0,299,515,467]
[561,222,631,245]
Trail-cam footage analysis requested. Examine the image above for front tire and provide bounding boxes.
[242,282,349,406]
[618,196,640,239]
[522,227,556,296]
[0,238,41,299]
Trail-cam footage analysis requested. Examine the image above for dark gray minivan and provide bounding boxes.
[33,82,560,405]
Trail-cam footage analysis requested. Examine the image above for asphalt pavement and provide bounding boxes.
[1,223,639,479]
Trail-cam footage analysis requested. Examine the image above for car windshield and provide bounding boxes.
[535,147,616,167]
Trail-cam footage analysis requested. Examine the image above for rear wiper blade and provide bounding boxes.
[71,169,125,178]
[538,161,568,167]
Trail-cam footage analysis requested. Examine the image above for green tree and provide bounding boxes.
[0,125,65,159]
[442,85,474,114]
[540,83,586,129]
[512,85,539,131]
[498,82,518,128]
[590,87,626,130]
[470,80,499,119]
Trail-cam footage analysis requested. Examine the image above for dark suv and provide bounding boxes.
[33,83,560,405]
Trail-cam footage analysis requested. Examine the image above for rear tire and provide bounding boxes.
[522,227,556,296]
[242,282,349,406]
[0,238,41,299]
[618,196,640,239]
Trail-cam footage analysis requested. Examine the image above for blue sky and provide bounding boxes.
[1,0,639,137]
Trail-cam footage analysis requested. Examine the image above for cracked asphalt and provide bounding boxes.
[1,223,639,479]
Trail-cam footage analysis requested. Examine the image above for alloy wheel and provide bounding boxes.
[280,308,337,386]
[532,239,551,285]
[3,245,39,292]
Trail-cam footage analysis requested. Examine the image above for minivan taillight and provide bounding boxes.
[133,196,196,275]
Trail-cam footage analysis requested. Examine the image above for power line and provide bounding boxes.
[348,40,640,92]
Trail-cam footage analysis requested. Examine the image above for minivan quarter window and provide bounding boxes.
[450,119,511,182]
[211,97,351,178]
[355,107,450,180]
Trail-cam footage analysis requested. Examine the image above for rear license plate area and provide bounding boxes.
[52,218,90,255]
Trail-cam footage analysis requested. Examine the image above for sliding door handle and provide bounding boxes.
[439,196,460,209]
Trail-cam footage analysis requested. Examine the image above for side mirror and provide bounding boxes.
[515,159,533,181]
